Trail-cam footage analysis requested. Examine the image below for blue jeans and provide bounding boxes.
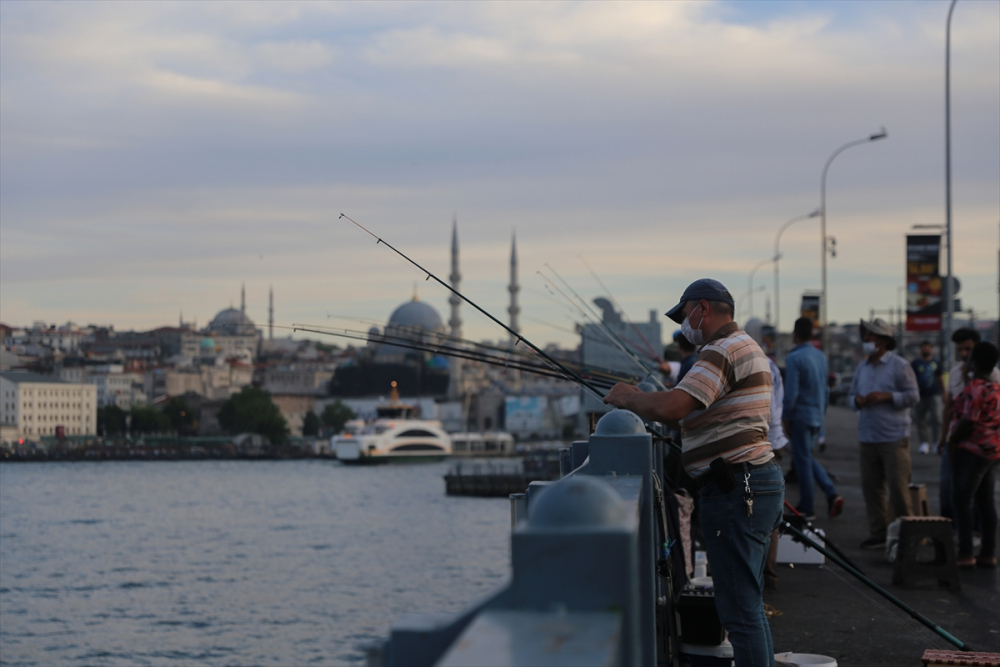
[701,460,785,667]
[789,420,837,514]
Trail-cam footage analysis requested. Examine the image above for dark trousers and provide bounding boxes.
[952,448,998,560]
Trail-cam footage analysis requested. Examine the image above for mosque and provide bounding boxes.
[176,284,270,363]
[329,220,521,399]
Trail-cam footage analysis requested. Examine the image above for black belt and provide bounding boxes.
[693,458,775,493]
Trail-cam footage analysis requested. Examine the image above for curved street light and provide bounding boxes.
[820,128,888,359]
[774,209,821,363]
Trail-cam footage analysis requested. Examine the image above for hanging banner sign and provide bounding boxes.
[800,294,820,328]
[800,293,822,349]
[906,234,942,331]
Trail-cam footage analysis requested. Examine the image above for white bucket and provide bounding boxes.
[775,652,837,667]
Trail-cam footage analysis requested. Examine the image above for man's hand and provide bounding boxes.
[864,391,893,405]
[855,395,868,408]
[603,383,641,410]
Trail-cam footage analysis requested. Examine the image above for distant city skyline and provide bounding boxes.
[2,1,998,348]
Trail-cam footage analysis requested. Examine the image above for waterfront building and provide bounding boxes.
[0,371,97,441]
[59,364,146,410]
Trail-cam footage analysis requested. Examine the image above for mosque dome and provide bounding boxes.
[387,297,444,331]
[209,308,255,334]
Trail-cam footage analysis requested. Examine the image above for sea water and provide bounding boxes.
[0,460,510,666]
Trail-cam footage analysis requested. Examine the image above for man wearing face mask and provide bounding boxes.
[604,278,782,667]
[847,318,920,550]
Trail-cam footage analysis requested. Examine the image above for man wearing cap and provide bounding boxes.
[847,318,920,550]
[604,278,782,667]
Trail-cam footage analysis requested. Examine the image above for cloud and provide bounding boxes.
[0,1,997,347]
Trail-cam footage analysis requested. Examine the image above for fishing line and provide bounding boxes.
[547,262,659,365]
[538,267,662,384]
[579,255,660,359]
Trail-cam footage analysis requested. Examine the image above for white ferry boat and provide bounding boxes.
[332,383,452,464]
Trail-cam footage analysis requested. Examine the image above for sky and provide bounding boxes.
[1,1,998,349]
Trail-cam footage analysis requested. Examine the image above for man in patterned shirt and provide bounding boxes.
[604,278,783,667]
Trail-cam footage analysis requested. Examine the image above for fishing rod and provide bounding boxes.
[281,321,637,386]
[340,213,610,402]
[295,321,622,382]
[579,255,660,360]
[339,214,683,456]
[781,520,972,652]
[287,324,625,388]
[542,264,663,384]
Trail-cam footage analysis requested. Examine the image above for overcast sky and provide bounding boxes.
[2,1,998,348]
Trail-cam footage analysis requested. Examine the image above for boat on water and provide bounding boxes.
[332,382,452,464]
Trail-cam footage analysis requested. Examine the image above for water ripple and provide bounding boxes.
[0,460,509,665]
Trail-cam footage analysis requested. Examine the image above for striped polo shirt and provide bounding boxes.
[674,322,774,476]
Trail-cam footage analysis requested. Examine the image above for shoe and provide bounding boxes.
[918,442,930,454]
[976,557,998,568]
[860,537,886,550]
[957,557,976,569]
[796,509,817,522]
[828,495,844,519]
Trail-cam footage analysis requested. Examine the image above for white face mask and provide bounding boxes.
[862,341,878,356]
[682,304,706,346]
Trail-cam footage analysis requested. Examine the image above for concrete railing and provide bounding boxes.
[369,410,671,667]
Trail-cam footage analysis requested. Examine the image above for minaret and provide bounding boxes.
[447,216,463,400]
[269,286,274,341]
[508,230,521,389]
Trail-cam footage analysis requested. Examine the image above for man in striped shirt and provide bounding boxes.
[605,278,784,667]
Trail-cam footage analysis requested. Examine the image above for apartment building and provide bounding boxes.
[0,371,97,440]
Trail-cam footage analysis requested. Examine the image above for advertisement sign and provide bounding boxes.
[505,396,547,433]
[800,293,822,349]
[906,235,942,331]
[800,294,820,329]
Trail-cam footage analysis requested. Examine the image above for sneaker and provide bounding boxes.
[918,442,930,454]
[860,536,886,550]
[828,495,845,519]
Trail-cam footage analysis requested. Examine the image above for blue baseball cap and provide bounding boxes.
[665,278,736,324]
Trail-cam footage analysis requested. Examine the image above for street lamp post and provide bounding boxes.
[774,209,821,363]
[944,0,958,373]
[748,257,773,322]
[820,128,888,360]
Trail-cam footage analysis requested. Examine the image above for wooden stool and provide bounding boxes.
[909,483,930,517]
[893,516,960,591]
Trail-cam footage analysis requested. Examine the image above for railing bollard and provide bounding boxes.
[559,447,572,477]
[509,493,526,529]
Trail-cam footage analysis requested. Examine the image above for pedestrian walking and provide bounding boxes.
[946,341,1000,569]
[911,341,943,454]
[783,317,843,521]
[604,278,782,667]
[847,318,920,550]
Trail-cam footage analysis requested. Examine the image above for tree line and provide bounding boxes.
[97,387,355,443]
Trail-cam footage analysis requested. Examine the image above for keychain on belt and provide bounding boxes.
[744,470,754,516]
